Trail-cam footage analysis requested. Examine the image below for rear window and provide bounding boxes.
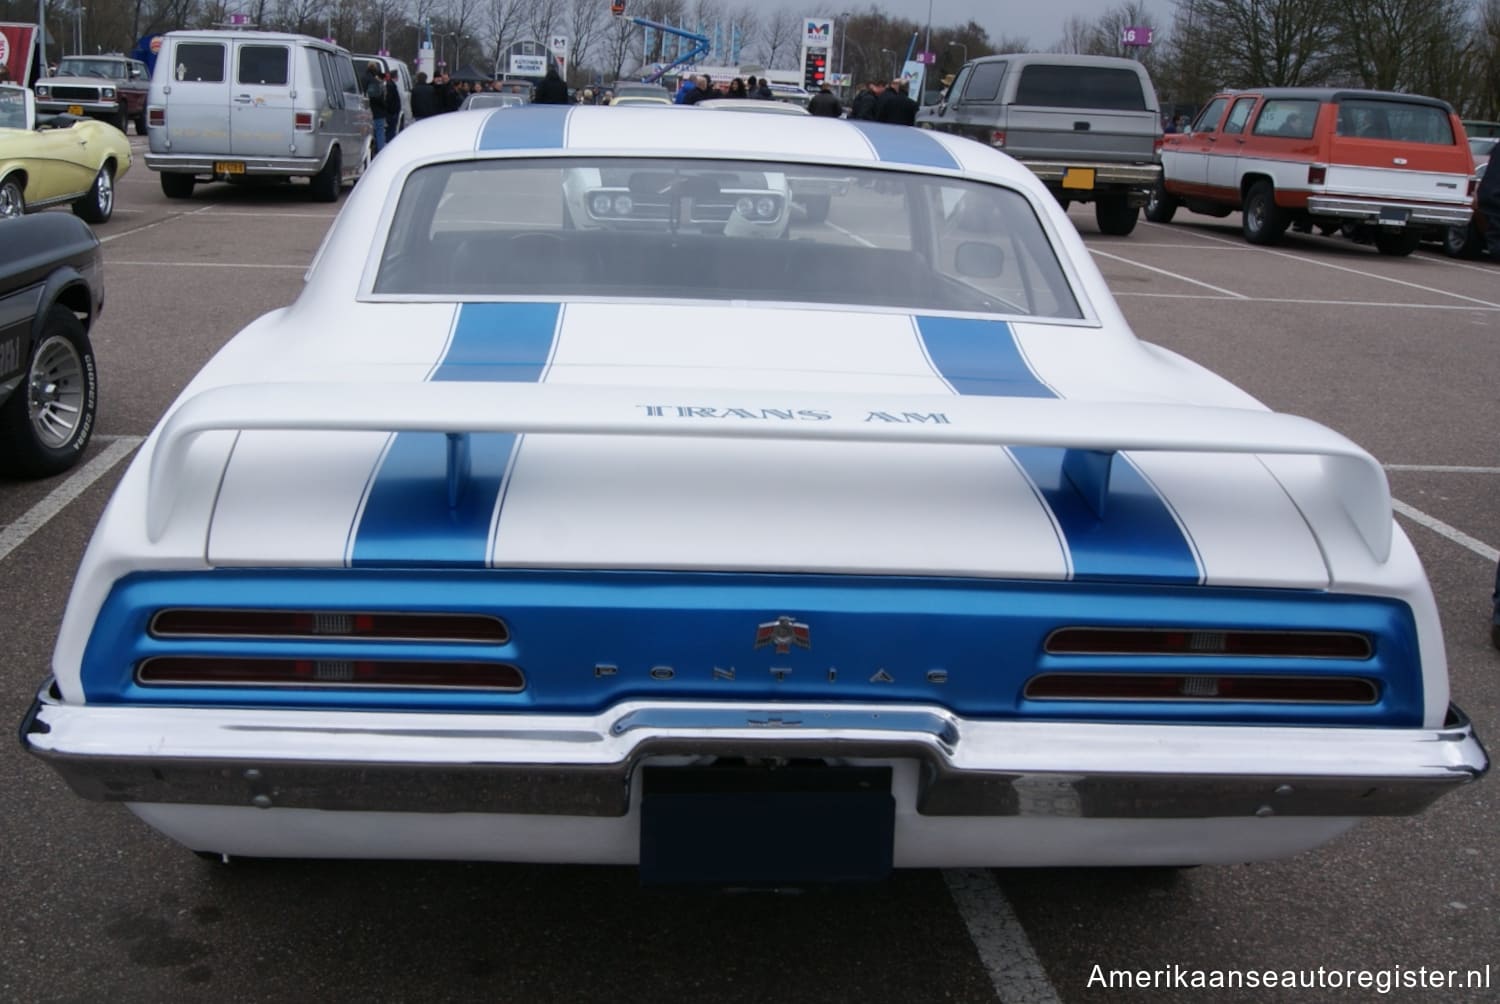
[1014,65,1146,111]
[1336,100,1454,144]
[172,43,226,83]
[373,157,1082,320]
[238,45,289,86]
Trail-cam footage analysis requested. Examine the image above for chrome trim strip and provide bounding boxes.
[1306,197,1471,225]
[144,154,323,176]
[23,691,1485,820]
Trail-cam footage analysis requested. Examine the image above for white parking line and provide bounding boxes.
[98,204,218,243]
[1393,499,1498,562]
[108,260,308,270]
[1111,292,1500,311]
[1141,222,1500,308]
[1089,249,1249,298]
[0,437,142,563]
[944,869,1061,1004]
[1415,251,1496,275]
[1386,464,1500,474]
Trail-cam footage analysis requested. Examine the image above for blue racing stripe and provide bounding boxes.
[477,105,571,151]
[914,315,1200,584]
[849,121,960,170]
[351,303,562,567]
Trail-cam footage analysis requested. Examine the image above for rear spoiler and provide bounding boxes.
[146,382,1392,561]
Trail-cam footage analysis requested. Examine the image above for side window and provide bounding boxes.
[960,62,1006,103]
[238,45,289,86]
[1192,97,1229,134]
[317,51,343,108]
[173,43,226,83]
[1252,98,1319,139]
[1223,97,1256,135]
[130,60,146,80]
[334,54,361,99]
[945,65,971,103]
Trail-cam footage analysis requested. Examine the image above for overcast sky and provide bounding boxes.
[861,1,1172,52]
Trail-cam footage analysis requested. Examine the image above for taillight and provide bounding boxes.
[295,111,314,131]
[1308,164,1327,185]
[148,107,164,128]
[989,130,1005,148]
[1024,673,1378,703]
[1045,627,1372,659]
[150,609,508,643]
[1469,177,1478,197]
[137,657,525,690]
[1153,136,1163,155]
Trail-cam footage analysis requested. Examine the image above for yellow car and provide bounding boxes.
[0,84,131,224]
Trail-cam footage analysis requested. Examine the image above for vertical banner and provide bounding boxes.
[0,22,39,85]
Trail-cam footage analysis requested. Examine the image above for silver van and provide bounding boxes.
[145,30,372,202]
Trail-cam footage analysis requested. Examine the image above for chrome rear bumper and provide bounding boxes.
[1307,196,1472,227]
[22,690,1486,819]
[144,153,323,177]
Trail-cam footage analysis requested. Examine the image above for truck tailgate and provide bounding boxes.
[1006,108,1159,162]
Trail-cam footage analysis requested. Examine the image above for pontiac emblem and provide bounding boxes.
[754,616,811,654]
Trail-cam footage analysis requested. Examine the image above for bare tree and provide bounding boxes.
[758,6,798,69]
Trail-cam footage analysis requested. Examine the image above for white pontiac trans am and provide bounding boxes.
[23,106,1486,882]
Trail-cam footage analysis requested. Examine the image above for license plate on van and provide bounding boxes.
[67,105,83,116]
[1062,168,1096,190]
[1377,207,1410,226]
[215,161,246,175]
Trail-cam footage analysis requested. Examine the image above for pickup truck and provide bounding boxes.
[918,53,1163,236]
[34,54,150,135]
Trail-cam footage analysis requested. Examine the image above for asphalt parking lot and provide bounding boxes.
[1,133,1496,1003]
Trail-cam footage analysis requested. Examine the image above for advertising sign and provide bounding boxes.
[509,53,547,76]
[803,18,832,49]
[0,22,40,85]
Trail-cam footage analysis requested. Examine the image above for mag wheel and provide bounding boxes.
[1144,183,1177,223]
[0,307,98,479]
[0,175,24,217]
[72,164,115,223]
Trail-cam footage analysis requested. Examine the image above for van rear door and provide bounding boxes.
[1003,64,1159,162]
[230,40,295,159]
[158,38,231,157]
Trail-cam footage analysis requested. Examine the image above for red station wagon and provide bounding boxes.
[1149,88,1474,256]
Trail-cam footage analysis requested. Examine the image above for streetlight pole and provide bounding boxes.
[880,47,896,80]
[837,11,850,87]
[947,40,966,65]
[924,0,933,59]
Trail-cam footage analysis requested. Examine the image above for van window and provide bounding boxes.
[316,50,342,107]
[238,45,290,86]
[1014,65,1146,111]
[944,65,971,103]
[1223,97,1256,135]
[173,43,226,83]
[961,62,1005,103]
[1253,99,1318,138]
[1335,100,1454,144]
[334,54,361,100]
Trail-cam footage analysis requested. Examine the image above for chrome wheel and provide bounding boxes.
[0,177,23,217]
[28,334,88,449]
[93,167,114,217]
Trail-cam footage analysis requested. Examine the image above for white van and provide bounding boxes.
[145,30,372,201]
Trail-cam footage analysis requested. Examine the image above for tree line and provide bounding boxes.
[1,0,1495,119]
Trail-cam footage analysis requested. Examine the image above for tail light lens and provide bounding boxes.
[148,107,164,127]
[1045,627,1372,659]
[150,609,508,643]
[1025,673,1378,703]
[1153,136,1163,155]
[1469,177,1478,197]
[137,657,524,690]
[989,130,1005,148]
[295,111,314,131]
[1308,164,1327,185]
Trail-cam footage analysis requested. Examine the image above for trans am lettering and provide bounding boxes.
[638,405,832,420]
[863,411,950,424]
[592,664,948,684]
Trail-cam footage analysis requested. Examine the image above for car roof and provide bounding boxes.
[381,105,1031,186]
[1210,87,1455,113]
[696,99,809,114]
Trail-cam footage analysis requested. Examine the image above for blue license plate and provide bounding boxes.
[640,765,894,885]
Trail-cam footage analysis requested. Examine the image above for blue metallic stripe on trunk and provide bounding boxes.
[83,568,1423,727]
[477,106,572,151]
[914,315,1201,584]
[849,122,961,170]
[350,303,561,567]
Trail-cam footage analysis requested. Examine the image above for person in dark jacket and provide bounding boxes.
[875,79,908,124]
[754,77,772,99]
[807,82,842,118]
[850,80,883,120]
[1478,141,1500,259]
[410,72,441,119]
[533,63,570,104]
[384,72,401,137]
[364,62,388,152]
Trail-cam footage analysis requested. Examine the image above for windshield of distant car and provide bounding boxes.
[56,58,126,79]
[374,157,1081,319]
[462,93,525,109]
